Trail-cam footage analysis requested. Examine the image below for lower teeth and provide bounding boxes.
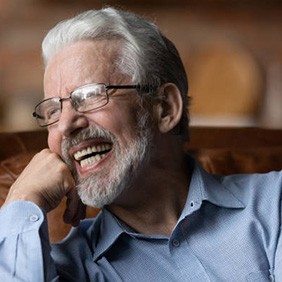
[80,153,106,168]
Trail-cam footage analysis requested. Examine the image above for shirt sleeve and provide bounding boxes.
[274,200,282,280]
[0,201,58,281]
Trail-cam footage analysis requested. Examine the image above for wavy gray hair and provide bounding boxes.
[42,7,189,138]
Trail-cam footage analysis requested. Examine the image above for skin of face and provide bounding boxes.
[44,40,154,207]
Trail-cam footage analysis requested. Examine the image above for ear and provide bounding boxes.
[156,83,183,134]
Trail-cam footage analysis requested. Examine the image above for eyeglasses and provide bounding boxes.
[32,83,146,127]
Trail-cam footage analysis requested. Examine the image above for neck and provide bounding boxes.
[107,137,191,236]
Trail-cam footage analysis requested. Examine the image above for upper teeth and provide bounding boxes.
[73,144,112,161]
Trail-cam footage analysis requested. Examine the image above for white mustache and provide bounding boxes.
[61,126,116,150]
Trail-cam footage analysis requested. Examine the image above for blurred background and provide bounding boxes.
[0,0,281,132]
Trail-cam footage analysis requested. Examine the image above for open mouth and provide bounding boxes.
[73,143,112,168]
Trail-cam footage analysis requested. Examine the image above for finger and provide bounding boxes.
[63,188,85,226]
[71,200,86,227]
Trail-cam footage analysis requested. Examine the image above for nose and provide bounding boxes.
[57,100,89,137]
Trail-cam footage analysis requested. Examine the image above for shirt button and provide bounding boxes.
[29,214,39,222]
[190,201,194,208]
[172,239,180,247]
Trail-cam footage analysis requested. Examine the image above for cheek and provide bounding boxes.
[47,130,62,155]
[97,108,139,140]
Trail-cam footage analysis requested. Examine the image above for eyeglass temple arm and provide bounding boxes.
[107,85,152,93]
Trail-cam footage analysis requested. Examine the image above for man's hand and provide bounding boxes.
[3,149,85,226]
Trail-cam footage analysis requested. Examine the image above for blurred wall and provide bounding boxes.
[0,0,282,131]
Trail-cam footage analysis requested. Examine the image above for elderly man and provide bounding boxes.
[0,7,281,281]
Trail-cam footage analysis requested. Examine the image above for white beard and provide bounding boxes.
[61,110,152,208]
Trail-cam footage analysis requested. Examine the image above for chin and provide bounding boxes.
[76,175,128,208]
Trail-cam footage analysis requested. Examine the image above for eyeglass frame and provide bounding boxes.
[32,83,152,127]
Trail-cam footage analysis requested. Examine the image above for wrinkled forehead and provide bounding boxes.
[43,39,124,98]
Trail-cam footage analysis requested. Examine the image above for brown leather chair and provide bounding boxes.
[1,127,282,242]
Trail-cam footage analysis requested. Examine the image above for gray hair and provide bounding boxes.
[42,7,189,138]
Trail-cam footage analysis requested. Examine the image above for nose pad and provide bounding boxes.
[58,101,88,137]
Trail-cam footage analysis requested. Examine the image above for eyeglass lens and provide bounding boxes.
[34,83,108,126]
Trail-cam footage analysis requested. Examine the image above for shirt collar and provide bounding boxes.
[92,156,245,261]
[92,208,124,261]
[187,158,245,210]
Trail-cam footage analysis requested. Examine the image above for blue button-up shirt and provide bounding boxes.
[0,160,282,281]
